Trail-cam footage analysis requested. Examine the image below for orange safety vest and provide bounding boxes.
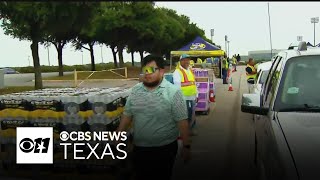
[176,67,197,97]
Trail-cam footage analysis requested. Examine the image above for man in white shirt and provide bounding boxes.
[173,54,198,136]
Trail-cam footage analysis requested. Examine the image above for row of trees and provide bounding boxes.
[0,2,217,89]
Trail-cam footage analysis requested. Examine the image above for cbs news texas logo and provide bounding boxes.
[16,127,53,164]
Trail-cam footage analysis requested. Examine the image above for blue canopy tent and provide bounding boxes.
[170,36,225,70]
[176,36,221,51]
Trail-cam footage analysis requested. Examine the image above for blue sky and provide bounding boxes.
[1,2,320,67]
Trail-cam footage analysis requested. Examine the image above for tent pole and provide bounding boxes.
[220,57,223,79]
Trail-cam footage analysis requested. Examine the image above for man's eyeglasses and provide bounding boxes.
[141,66,159,74]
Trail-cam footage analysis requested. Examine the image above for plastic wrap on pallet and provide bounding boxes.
[0,87,131,145]
[192,68,209,77]
[0,87,132,169]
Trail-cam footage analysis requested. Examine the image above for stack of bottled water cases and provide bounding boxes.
[0,87,131,168]
[193,68,209,77]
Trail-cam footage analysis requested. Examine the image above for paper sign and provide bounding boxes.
[287,87,299,94]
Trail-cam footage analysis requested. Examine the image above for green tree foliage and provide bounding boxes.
[0,2,50,89]
[72,2,101,71]
[1,2,221,81]
[43,2,97,76]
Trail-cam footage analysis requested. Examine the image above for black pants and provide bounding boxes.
[132,140,178,180]
[222,69,228,84]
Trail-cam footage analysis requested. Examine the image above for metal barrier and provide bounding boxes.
[74,67,128,87]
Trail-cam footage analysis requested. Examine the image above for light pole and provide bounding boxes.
[267,2,273,59]
[210,29,214,43]
[311,17,319,46]
[47,45,50,66]
[225,35,228,57]
[227,41,230,58]
[81,49,83,65]
[100,44,104,64]
[297,36,303,41]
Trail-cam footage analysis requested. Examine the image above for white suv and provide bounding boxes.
[241,41,320,180]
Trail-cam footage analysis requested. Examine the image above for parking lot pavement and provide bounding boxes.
[173,66,257,180]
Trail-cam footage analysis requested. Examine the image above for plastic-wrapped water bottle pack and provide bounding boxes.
[0,87,131,156]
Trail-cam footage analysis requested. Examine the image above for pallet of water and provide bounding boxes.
[0,87,131,145]
[192,68,209,77]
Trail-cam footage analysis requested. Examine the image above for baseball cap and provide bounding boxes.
[180,54,191,60]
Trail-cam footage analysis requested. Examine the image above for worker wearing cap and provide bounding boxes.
[222,55,228,84]
[246,58,257,93]
[173,54,198,136]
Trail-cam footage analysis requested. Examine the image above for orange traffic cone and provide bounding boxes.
[209,89,215,102]
[232,66,236,72]
[228,83,233,91]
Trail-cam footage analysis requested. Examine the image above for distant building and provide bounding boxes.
[248,49,284,61]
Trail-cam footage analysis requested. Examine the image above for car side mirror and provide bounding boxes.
[241,94,268,115]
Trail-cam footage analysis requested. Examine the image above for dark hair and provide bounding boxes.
[142,55,165,69]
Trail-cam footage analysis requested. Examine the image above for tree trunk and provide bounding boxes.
[89,43,95,71]
[53,41,66,76]
[139,50,144,62]
[31,40,43,89]
[57,43,64,76]
[118,45,124,68]
[111,46,118,68]
[131,51,134,66]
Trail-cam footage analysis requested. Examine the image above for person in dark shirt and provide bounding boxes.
[236,54,241,62]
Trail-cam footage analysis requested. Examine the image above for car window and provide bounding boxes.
[255,70,261,84]
[259,70,269,84]
[265,58,282,106]
[262,56,281,104]
[275,55,320,110]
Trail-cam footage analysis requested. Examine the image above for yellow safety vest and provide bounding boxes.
[176,67,197,97]
[222,58,228,69]
[190,60,195,67]
[197,58,203,64]
[232,57,237,64]
[246,64,257,80]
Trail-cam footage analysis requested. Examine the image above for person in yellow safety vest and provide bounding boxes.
[190,60,195,68]
[222,56,228,84]
[232,55,237,71]
[173,54,198,136]
[202,58,207,68]
[245,58,257,93]
[196,58,203,64]
[175,61,181,69]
